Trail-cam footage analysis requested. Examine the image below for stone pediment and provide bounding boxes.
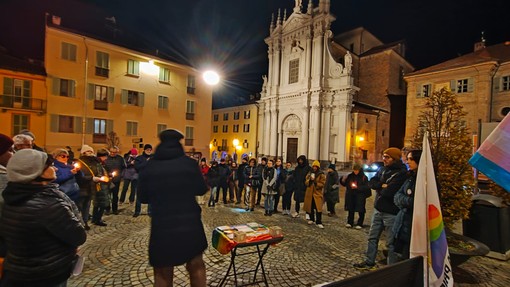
[282,13,310,33]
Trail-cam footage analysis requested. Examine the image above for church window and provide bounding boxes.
[289,59,299,84]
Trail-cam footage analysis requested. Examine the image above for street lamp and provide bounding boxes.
[203,70,220,86]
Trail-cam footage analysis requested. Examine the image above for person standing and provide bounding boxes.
[198,158,209,205]
[0,134,13,272]
[272,158,284,213]
[281,162,295,215]
[244,158,261,212]
[12,134,33,151]
[120,148,138,205]
[261,159,277,216]
[393,149,422,260]
[206,161,220,207]
[227,162,238,203]
[216,158,230,204]
[304,160,326,229]
[53,148,81,205]
[324,164,340,217]
[76,145,99,229]
[134,144,153,217]
[255,157,267,206]
[236,157,248,204]
[137,129,207,287]
[91,149,111,226]
[292,155,311,218]
[341,163,370,229]
[354,147,407,270]
[104,146,126,215]
[0,149,86,286]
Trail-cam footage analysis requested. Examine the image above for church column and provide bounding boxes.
[267,45,273,95]
[263,102,271,156]
[305,31,313,89]
[300,104,310,156]
[273,41,282,88]
[269,104,278,157]
[320,105,331,161]
[257,102,265,157]
[308,104,321,160]
[336,103,352,164]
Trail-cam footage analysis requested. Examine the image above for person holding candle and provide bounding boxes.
[52,148,82,205]
[340,163,370,229]
[105,146,126,215]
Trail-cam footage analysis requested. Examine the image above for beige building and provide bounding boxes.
[0,49,47,142]
[44,21,213,156]
[211,104,258,162]
[404,41,510,146]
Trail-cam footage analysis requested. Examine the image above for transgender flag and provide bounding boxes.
[469,114,510,192]
[410,133,454,287]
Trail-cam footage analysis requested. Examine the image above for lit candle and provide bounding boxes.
[73,162,80,169]
[351,182,357,188]
[112,171,117,177]
[100,176,109,182]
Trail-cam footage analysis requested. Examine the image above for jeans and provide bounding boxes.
[264,194,275,213]
[228,181,237,202]
[120,178,137,203]
[365,209,397,265]
[208,187,217,207]
[77,195,91,222]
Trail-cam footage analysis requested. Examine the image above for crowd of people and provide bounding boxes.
[0,128,423,286]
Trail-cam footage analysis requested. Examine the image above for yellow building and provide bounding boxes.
[211,104,258,162]
[404,41,510,146]
[44,22,213,156]
[0,50,47,142]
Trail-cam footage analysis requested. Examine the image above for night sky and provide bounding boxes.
[1,0,509,107]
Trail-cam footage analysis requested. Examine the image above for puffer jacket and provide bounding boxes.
[0,182,86,286]
[293,155,311,202]
[369,160,407,215]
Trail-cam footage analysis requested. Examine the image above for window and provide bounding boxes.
[185,126,194,146]
[417,83,432,98]
[213,125,218,133]
[222,125,228,133]
[158,95,169,109]
[121,89,144,107]
[12,114,29,135]
[233,111,240,120]
[57,115,74,133]
[451,78,473,93]
[187,75,196,94]
[213,114,219,121]
[61,42,77,61]
[223,113,229,121]
[93,118,107,143]
[502,76,510,91]
[244,110,250,119]
[289,59,299,84]
[126,121,138,136]
[159,67,170,83]
[243,124,250,132]
[52,78,76,97]
[127,59,140,76]
[95,51,109,77]
[233,124,239,133]
[186,100,195,120]
[221,139,228,151]
[457,79,468,93]
[157,124,167,135]
[2,78,31,108]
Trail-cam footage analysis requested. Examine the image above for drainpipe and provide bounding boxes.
[489,63,500,122]
[82,37,89,147]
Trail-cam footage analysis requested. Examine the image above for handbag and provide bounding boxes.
[59,177,80,201]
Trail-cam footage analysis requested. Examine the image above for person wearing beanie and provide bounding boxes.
[324,163,340,217]
[341,163,370,229]
[292,155,311,218]
[354,147,407,270]
[133,143,153,217]
[91,149,111,224]
[120,147,139,205]
[12,133,33,151]
[80,144,94,155]
[0,149,86,286]
[137,129,208,286]
[19,129,44,152]
[303,160,326,228]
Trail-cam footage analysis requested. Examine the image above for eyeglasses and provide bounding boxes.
[59,155,69,158]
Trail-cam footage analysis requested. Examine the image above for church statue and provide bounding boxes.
[344,51,353,74]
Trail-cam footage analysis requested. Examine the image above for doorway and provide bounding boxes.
[286,138,298,163]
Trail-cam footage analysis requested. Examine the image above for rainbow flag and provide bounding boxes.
[211,229,237,255]
[410,133,454,287]
[469,114,510,192]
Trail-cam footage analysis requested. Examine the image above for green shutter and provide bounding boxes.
[86,118,94,134]
[87,83,95,100]
[450,80,457,93]
[107,87,115,103]
[50,114,59,132]
[121,89,128,104]
[106,119,114,134]
[467,78,474,92]
[138,92,145,107]
[493,77,500,93]
[23,80,31,97]
[416,84,422,98]
[52,78,61,95]
[74,116,83,134]
[70,80,76,97]
[3,77,13,95]
[134,61,139,75]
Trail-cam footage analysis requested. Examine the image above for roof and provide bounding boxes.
[407,42,510,76]
[360,40,406,57]
[0,47,46,76]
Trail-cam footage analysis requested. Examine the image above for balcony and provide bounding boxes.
[0,94,47,113]
[95,67,109,78]
[94,100,108,111]
[186,112,195,120]
[93,133,107,143]
[185,139,193,146]
[187,86,195,94]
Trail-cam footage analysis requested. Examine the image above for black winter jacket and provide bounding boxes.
[293,155,311,202]
[369,160,407,214]
[0,182,86,286]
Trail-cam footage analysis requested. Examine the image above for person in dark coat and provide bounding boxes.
[291,155,311,218]
[133,144,153,217]
[341,163,370,228]
[216,158,230,204]
[137,129,207,286]
[324,164,340,217]
[104,146,126,214]
[206,161,220,207]
[119,148,138,204]
[281,161,295,215]
[243,158,261,211]
[0,149,86,287]
[236,157,248,204]
[53,148,81,205]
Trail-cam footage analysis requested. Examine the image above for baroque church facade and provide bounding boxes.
[258,0,413,167]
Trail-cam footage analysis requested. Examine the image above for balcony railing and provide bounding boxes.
[0,94,47,113]
[94,100,108,111]
[95,67,109,78]
[93,133,107,143]
[185,139,193,146]
[186,112,195,120]
[187,86,195,94]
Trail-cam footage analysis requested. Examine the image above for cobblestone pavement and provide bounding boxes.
[69,190,510,287]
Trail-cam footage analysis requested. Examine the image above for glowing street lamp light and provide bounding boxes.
[203,70,220,85]
[233,139,239,147]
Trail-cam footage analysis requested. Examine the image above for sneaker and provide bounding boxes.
[307,220,314,225]
[353,261,376,270]
[345,224,353,228]
[94,221,107,227]
[291,212,299,218]
[355,225,363,230]
[317,224,324,229]
[84,223,90,231]
[305,214,310,220]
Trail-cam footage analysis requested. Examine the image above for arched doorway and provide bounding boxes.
[281,114,302,163]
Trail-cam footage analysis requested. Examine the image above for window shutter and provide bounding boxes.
[86,118,94,134]
[450,80,457,93]
[138,92,145,107]
[467,78,474,93]
[121,89,128,104]
[23,80,31,97]
[52,77,61,95]
[107,87,115,103]
[87,83,95,100]
[106,119,114,134]
[493,77,501,93]
[70,80,76,97]
[416,84,422,98]
[3,77,13,94]
[50,114,59,132]
[74,116,83,133]
[134,61,139,75]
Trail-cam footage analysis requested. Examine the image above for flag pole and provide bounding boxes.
[424,131,430,287]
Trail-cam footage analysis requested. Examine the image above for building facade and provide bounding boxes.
[44,22,213,156]
[210,104,258,162]
[404,41,510,146]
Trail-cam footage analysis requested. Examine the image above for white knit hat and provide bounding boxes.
[80,144,94,155]
[7,149,47,183]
